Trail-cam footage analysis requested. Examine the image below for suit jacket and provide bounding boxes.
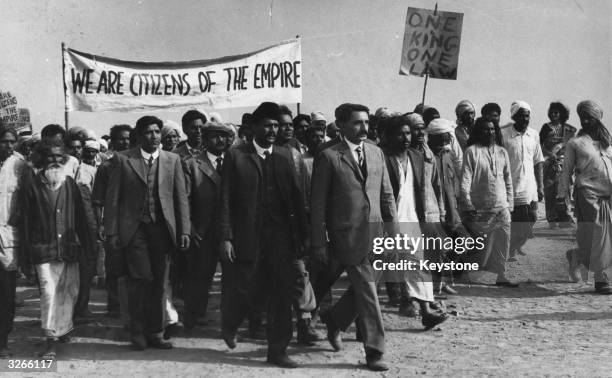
[183,151,222,240]
[384,147,445,224]
[172,143,201,161]
[218,142,308,262]
[311,140,397,265]
[105,148,190,248]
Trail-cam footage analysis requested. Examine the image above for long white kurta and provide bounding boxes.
[395,157,434,302]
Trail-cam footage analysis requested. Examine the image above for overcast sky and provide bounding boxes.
[1,0,610,136]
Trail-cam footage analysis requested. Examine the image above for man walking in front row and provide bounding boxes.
[219,102,311,368]
[182,122,232,328]
[311,103,397,371]
[105,116,190,350]
[22,141,95,359]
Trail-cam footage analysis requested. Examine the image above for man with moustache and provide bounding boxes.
[292,114,311,154]
[385,114,451,315]
[182,122,232,329]
[21,141,95,359]
[219,102,310,368]
[173,110,207,160]
[275,105,297,147]
[501,101,544,259]
[311,103,396,371]
[105,116,190,350]
[481,103,504,146]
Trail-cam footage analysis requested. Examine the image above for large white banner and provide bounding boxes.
[63,39,302,112]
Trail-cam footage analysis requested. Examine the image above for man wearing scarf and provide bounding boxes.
[558,100,612,294]
[21,141,95,359]
[454,100,476,151]
[501,101,545,259]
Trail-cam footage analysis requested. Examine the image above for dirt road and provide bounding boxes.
[5,212,612,377]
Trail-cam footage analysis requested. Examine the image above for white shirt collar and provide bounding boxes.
[344,136,364,152]
[252,140,273,158]
[140,148,160,161]
[206,150,224,164]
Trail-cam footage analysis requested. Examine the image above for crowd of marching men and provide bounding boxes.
[0,98,611,371]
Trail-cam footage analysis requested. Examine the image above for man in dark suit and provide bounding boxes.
[182,122,232,329]
[311,103,397,371]
[105,116,190,350]
[219,102,310,368]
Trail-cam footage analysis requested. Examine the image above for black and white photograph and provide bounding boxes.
[0,0,611,376]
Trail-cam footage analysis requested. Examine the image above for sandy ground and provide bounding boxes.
[4,208,612,377]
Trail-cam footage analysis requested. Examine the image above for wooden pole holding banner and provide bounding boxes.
[295,35,301,115]
[61,42,69,129]
[420,3,438,108]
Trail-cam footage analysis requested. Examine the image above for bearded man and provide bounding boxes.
[21,141,94,359]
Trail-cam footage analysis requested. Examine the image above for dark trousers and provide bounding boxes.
[75,249,96,316]
[0,267,16,348]
[222,221,303,356]
[104,243,124,312]
[185,235,219,320]
[220,260,266,335]
[310,256,343,314]
[328,259,385,354]
[510,202,538,253]
[125,222,172,338]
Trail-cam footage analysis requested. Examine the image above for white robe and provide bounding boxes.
[395,157,434,302]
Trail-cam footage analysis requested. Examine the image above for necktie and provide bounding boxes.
[356,146,364,167]
[216,156,223,174]
[356,146,367,178]
[148,155,154,168]
[263,150,270,159]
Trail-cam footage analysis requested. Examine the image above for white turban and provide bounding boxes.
[98,139,108,150]
[455,100,475,117]
[311,111,327,123]
[84,140,100,151]
[510,101,531,117]
[426,118,455,135]
[162,120,184,140]
[209,111,223,123]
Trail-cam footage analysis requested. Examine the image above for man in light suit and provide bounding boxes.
[311,103,397,372]
[105,116,190,350]
[182,122,232,329]
[219,102,311,368]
